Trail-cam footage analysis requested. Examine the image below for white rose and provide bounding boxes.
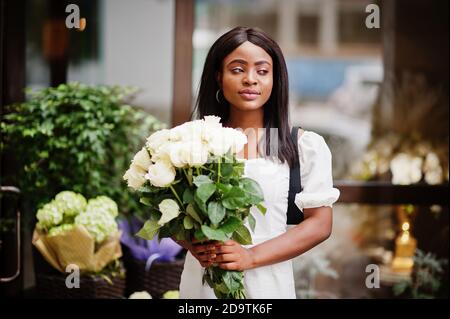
[206,128,232,157]
[168,142,188,168]
[183,121,204,143]
[425,167,443,185]
[390,153,423,185]
[123,165,146,190]
[185,140,209,166]
[132,147,152,171]
[227,128,247,155]
[145,160,176,187]
[424,152,440,172]
[158,199,180,225]
[146,129,171,153]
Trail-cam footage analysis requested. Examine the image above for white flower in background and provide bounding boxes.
[123,148,152,190]
[424,152,440,171]
[422,152,443,185]
[36,201,64,229]
[390,153,423,185]
[425,167,443,185]
[75,209,118,243]
[157,199,180,226]
[414,141,433,157]
[54,191,87,217]
[129,291,152,299]
[145,160,176,187]
[87,196,119,217]
[146,129,171,153]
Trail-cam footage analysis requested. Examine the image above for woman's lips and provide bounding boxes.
[238,90,260,101]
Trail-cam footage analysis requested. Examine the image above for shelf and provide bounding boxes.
[334,180,449,205]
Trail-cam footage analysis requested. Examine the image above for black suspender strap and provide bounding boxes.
[287,126,304,225]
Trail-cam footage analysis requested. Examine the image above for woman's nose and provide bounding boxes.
[243,71,257,85]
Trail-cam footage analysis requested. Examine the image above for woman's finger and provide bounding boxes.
[218,262,239,271]
[214,253,238,263]
[215,245,235,254]
[193,243,216,254]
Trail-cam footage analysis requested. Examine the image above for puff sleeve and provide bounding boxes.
[294,131,340,211]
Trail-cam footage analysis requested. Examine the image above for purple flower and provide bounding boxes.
[118,217,183,268]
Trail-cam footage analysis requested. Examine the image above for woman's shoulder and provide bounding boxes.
[296,129,332,160]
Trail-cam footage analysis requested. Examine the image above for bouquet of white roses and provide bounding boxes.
[123,116,266,299]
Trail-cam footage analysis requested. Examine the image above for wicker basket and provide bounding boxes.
[122,246,185,299]
[32,247,126,299]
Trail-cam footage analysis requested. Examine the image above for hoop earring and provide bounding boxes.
[216,89,222,103]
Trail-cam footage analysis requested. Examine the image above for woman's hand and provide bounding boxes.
[214,240,256,271]
[174,237,218,268]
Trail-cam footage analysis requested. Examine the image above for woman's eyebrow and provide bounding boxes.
[227,59,271,66]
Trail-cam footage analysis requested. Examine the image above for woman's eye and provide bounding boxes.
[231,68,244,73]
[257,70,269,75]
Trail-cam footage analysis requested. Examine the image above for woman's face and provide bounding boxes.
[218,41,273,112]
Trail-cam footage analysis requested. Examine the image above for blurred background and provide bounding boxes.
[1,0,448,299]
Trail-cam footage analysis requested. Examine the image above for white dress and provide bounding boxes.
[179,131,340,299]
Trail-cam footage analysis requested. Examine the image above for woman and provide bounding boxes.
[177,26,340,298]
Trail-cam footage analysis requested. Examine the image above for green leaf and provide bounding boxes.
[240,177,264,204]
[256,203,267,215]
[232,225,252,245]
[194,195,208,215]
[222,271,244,292]
[247,213,256,232]
[221,187,247,210]
[136,219,160,240]
[193,175,213,187]
[219,216,242,234]
[183,215,194,230]
[182,188,194,204]
[201,225,228,242]
[186,203,203,223]
[207,201,226,226]
[194,228,206,240]
[216,183,232,196]
[220,163,233,177]
[139,197,152,207]
[195,183,216,203]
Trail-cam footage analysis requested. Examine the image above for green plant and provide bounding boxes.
[393,249,448,298]
[1,82,165,222]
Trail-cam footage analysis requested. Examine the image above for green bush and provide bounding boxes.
[1,82,165,220]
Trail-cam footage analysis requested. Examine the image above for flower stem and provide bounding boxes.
[169,185,183,207]
[217,157,221,183]
[183,168,192,186]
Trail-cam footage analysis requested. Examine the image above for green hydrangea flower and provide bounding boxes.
[54,191,87,217]
[48,224,75,237]
[75,209,118,243]
[162,290,179,299]
[36,201,64,229]
[86,196,118,217]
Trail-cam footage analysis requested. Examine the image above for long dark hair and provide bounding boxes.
[192,26,298,167]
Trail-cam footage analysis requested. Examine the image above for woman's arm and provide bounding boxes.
[214,206,332,271]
